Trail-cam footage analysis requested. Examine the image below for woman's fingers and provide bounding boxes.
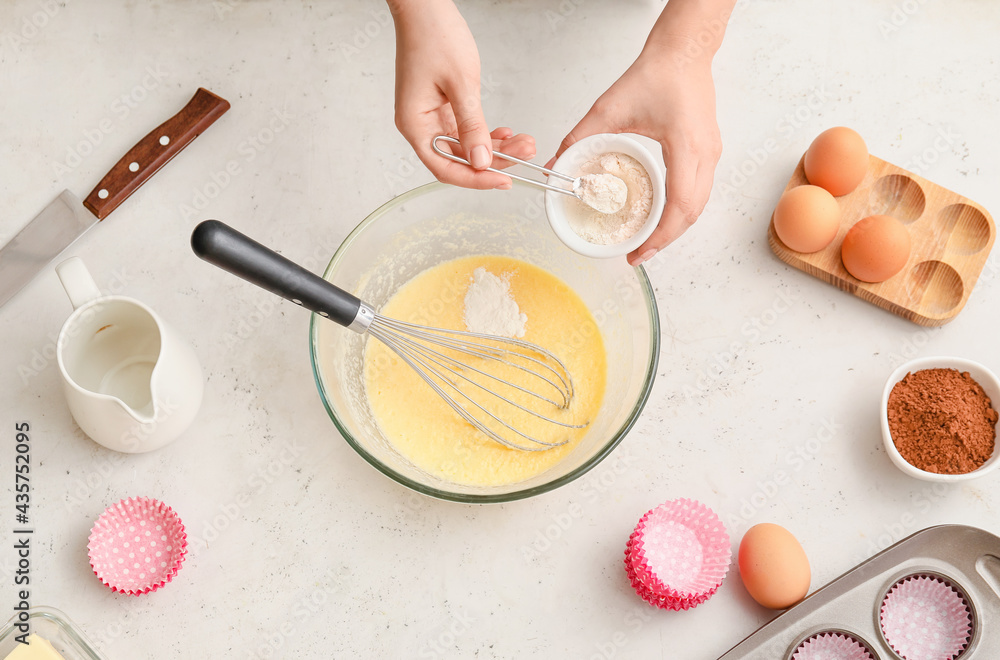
[409,124,538,190]
[628,141,717,265]
[443,78,495,171]
[490,131,536,171]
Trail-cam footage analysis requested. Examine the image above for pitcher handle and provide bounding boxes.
[56,257,103,310]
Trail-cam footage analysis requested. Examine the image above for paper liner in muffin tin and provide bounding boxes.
[623,498,730,610]
[88,496,187,595]
[718,526,999,659]
[791,632,876,660]
[879,575,972,660]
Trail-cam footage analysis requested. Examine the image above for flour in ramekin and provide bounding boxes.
[575,173,628,214]
[567,152,653,245]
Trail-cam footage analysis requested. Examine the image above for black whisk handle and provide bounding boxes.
[191,220,364,329]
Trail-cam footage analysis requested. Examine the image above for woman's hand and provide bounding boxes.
[554,55,722,265]
[552,0,734,265]
[389,0,535,189]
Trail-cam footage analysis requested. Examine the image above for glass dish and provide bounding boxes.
[0,606,105,659]
[310,181,660,503]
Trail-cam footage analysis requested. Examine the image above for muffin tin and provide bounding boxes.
[718,525,1000,659]
[769,155,996,326]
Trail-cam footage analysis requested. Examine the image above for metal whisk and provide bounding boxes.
[191,220,586,451]
[432,135,628,214]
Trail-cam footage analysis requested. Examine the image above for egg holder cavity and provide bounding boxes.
[719,525,1000,660]
[769,155,996,326]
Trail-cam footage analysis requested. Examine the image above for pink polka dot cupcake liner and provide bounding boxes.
[791,632,876,660]
[879,575,972,660]
[88,496,187,596]
[623,498,731,610]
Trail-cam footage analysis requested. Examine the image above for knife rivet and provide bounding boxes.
[98,189,109,199]
[129,162,140,172]
[159,136,170,146]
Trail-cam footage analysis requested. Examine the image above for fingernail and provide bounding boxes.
[632,249,657,266]
[471,145,491,169]
[495,182,512,191]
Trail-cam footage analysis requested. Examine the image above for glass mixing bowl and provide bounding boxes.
[309,181,660,503]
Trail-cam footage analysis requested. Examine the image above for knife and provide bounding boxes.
[0,87,231,307]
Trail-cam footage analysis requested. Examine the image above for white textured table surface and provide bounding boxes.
[2,1,999,658]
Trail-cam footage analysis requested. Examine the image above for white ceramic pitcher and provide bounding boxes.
[55,257,203,453]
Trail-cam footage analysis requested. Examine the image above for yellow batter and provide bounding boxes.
[363,255,606,486]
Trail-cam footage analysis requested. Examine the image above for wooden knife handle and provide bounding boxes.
[82,87,231,219]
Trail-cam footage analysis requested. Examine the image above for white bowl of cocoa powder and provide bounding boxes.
[881,356,1000,482]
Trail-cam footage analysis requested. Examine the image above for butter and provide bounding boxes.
[3,635,65,660]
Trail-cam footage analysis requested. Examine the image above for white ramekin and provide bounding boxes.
[545,134,665,259]
[881,356,1000,482]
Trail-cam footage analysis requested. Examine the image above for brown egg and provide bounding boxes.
[804,127,869,196]
[738,523,811,610]
[773,185,841,253]
[841,215,911,282]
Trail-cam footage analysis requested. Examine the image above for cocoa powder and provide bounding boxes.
[887,368,998,474]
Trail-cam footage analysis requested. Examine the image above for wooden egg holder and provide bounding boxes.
[768,154,996,326]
